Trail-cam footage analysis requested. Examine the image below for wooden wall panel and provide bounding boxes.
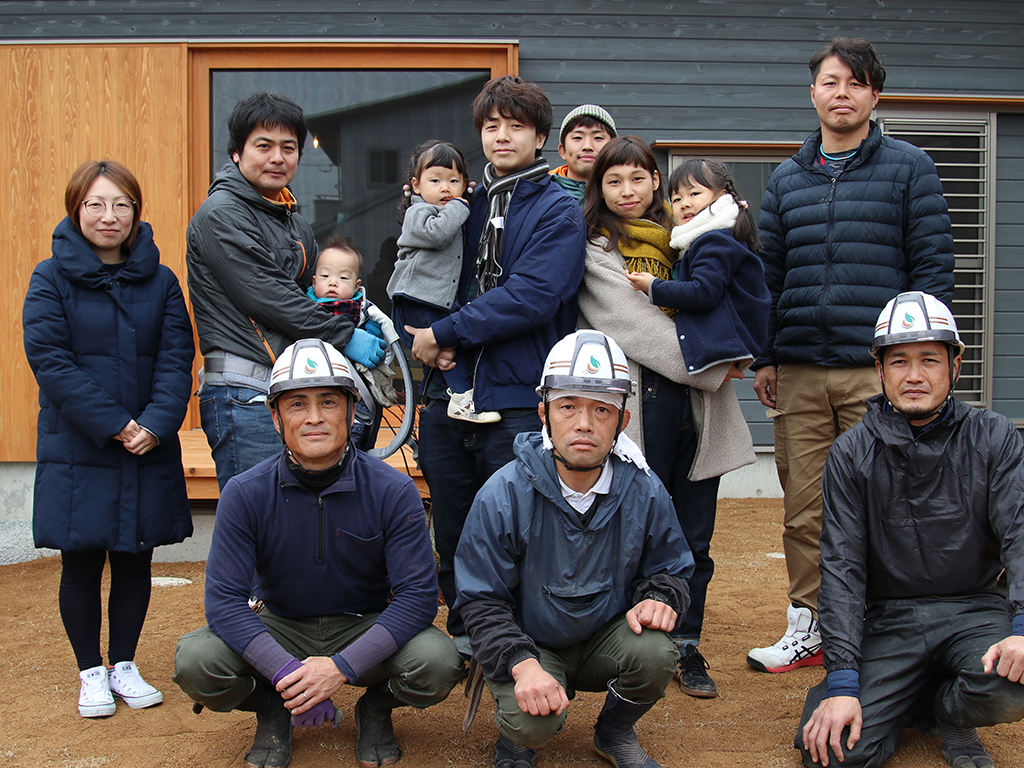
[0,43,188,462]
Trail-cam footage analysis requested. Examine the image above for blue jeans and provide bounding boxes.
[198,383,282,490]
[417,397,541,635]
[639,369,720,642]
[392,299,473,394]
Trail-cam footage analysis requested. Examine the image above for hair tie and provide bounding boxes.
[403,188,411,198]
[738,199,749,209]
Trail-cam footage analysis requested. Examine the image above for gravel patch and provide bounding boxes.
[0,521,57,565]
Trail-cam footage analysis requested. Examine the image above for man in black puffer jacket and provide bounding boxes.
[798,292,1024,768]
[748,38,955,675]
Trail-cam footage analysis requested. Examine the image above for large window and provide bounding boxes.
[876,111,995,407]
[665,109,997,421]
[209,69,490,316]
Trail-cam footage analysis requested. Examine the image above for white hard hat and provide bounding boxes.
[537,330,633,400]
[871,292,964,358]
[268,338,360,403]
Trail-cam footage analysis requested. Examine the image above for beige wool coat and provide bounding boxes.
[578,237,755,482]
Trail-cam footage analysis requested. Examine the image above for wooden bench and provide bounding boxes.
[180,405,427,501]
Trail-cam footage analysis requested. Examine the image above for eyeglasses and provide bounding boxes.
[81,199,135,218]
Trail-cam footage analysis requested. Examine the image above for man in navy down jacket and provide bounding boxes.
[455,331,693,768]
[799,293,1024,768]
[174,339,462,768]
[748,37,955,675]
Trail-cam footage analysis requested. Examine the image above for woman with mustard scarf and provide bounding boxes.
[578,136,755,702]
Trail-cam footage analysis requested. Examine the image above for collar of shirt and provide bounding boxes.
[557,460,614,515]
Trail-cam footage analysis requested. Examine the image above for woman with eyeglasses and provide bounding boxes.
[23,160,194,718]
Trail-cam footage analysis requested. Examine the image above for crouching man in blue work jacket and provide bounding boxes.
[454,331,694,768]
[798,293,1024,768]
[173,339,463,768]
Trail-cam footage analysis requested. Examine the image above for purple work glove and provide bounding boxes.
[271,657,302,686]
[270,657,342,728]
[292,697,343,728]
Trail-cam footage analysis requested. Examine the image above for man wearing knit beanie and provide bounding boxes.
[550,104,617,203]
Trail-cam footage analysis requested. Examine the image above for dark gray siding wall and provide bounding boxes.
[994,114,1024,421]
[5,0,1022,442]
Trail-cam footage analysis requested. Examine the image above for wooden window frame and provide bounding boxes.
[187,41,517,217]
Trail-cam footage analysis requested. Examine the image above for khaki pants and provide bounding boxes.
[774,364,880,613]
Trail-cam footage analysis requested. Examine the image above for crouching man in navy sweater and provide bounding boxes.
[174,339,462,768]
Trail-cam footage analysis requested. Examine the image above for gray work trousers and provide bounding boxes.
[173,610,464,712]
[796,593,1024,768]
[486,615,677,749]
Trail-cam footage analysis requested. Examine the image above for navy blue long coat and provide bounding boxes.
[23,218,195,553]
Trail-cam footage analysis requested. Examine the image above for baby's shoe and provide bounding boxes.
[447,389,501,424]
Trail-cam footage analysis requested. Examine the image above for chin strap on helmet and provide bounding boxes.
[537,330,634,473]
[871,292,963,422]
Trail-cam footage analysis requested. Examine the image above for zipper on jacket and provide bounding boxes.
[317,496,325,563]
[821,175,838,359]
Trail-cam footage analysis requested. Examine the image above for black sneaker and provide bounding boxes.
[678,645,718,699]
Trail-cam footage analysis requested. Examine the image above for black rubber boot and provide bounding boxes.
[592,684,661,768]
[492,732,536,768]
[939,724,995,768]
[355,684,404,768]
[238,683,293,768]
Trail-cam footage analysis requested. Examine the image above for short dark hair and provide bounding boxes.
[65,159,144,250]
[583,136,669,249]
[472,76,553,150]
[227,92,308,159]
[668,158,760,253]
[399,140,469,220]
[809,37,886,92]
[320,233,363,272]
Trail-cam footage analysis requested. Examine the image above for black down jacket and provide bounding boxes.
[818,395,1024,672]
[756,121,954,369]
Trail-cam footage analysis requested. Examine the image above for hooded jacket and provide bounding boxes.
[430,176,585,411]
[454,431,693,681]
[24,219,194,552]
[756,121,954,369]
[186,161,352,366]
[819,395,1024,673]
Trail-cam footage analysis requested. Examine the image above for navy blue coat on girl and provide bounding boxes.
[23,218,195,553]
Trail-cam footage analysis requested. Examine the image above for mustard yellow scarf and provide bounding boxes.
[604,219,675,318]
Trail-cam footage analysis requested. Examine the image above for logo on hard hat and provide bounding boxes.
[901,312,916,329]
[303,357,319,374]
[586,355,601,374]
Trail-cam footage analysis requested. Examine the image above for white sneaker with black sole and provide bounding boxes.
[78,665,116,718]
[747,604,824,673]
[108,661,163,709]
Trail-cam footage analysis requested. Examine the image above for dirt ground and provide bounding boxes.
[2,497,1022,768]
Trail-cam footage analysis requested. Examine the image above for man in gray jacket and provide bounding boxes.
[187,92,386,488]
[799,293,1024,768]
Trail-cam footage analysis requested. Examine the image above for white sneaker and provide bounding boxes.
[79,665,116,718]
[447,389,501,424]
[747,604,823,673]
[108,661,163,709]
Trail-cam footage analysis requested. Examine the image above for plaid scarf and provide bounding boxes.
[307,286,363,326]
[476,157,550,294]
